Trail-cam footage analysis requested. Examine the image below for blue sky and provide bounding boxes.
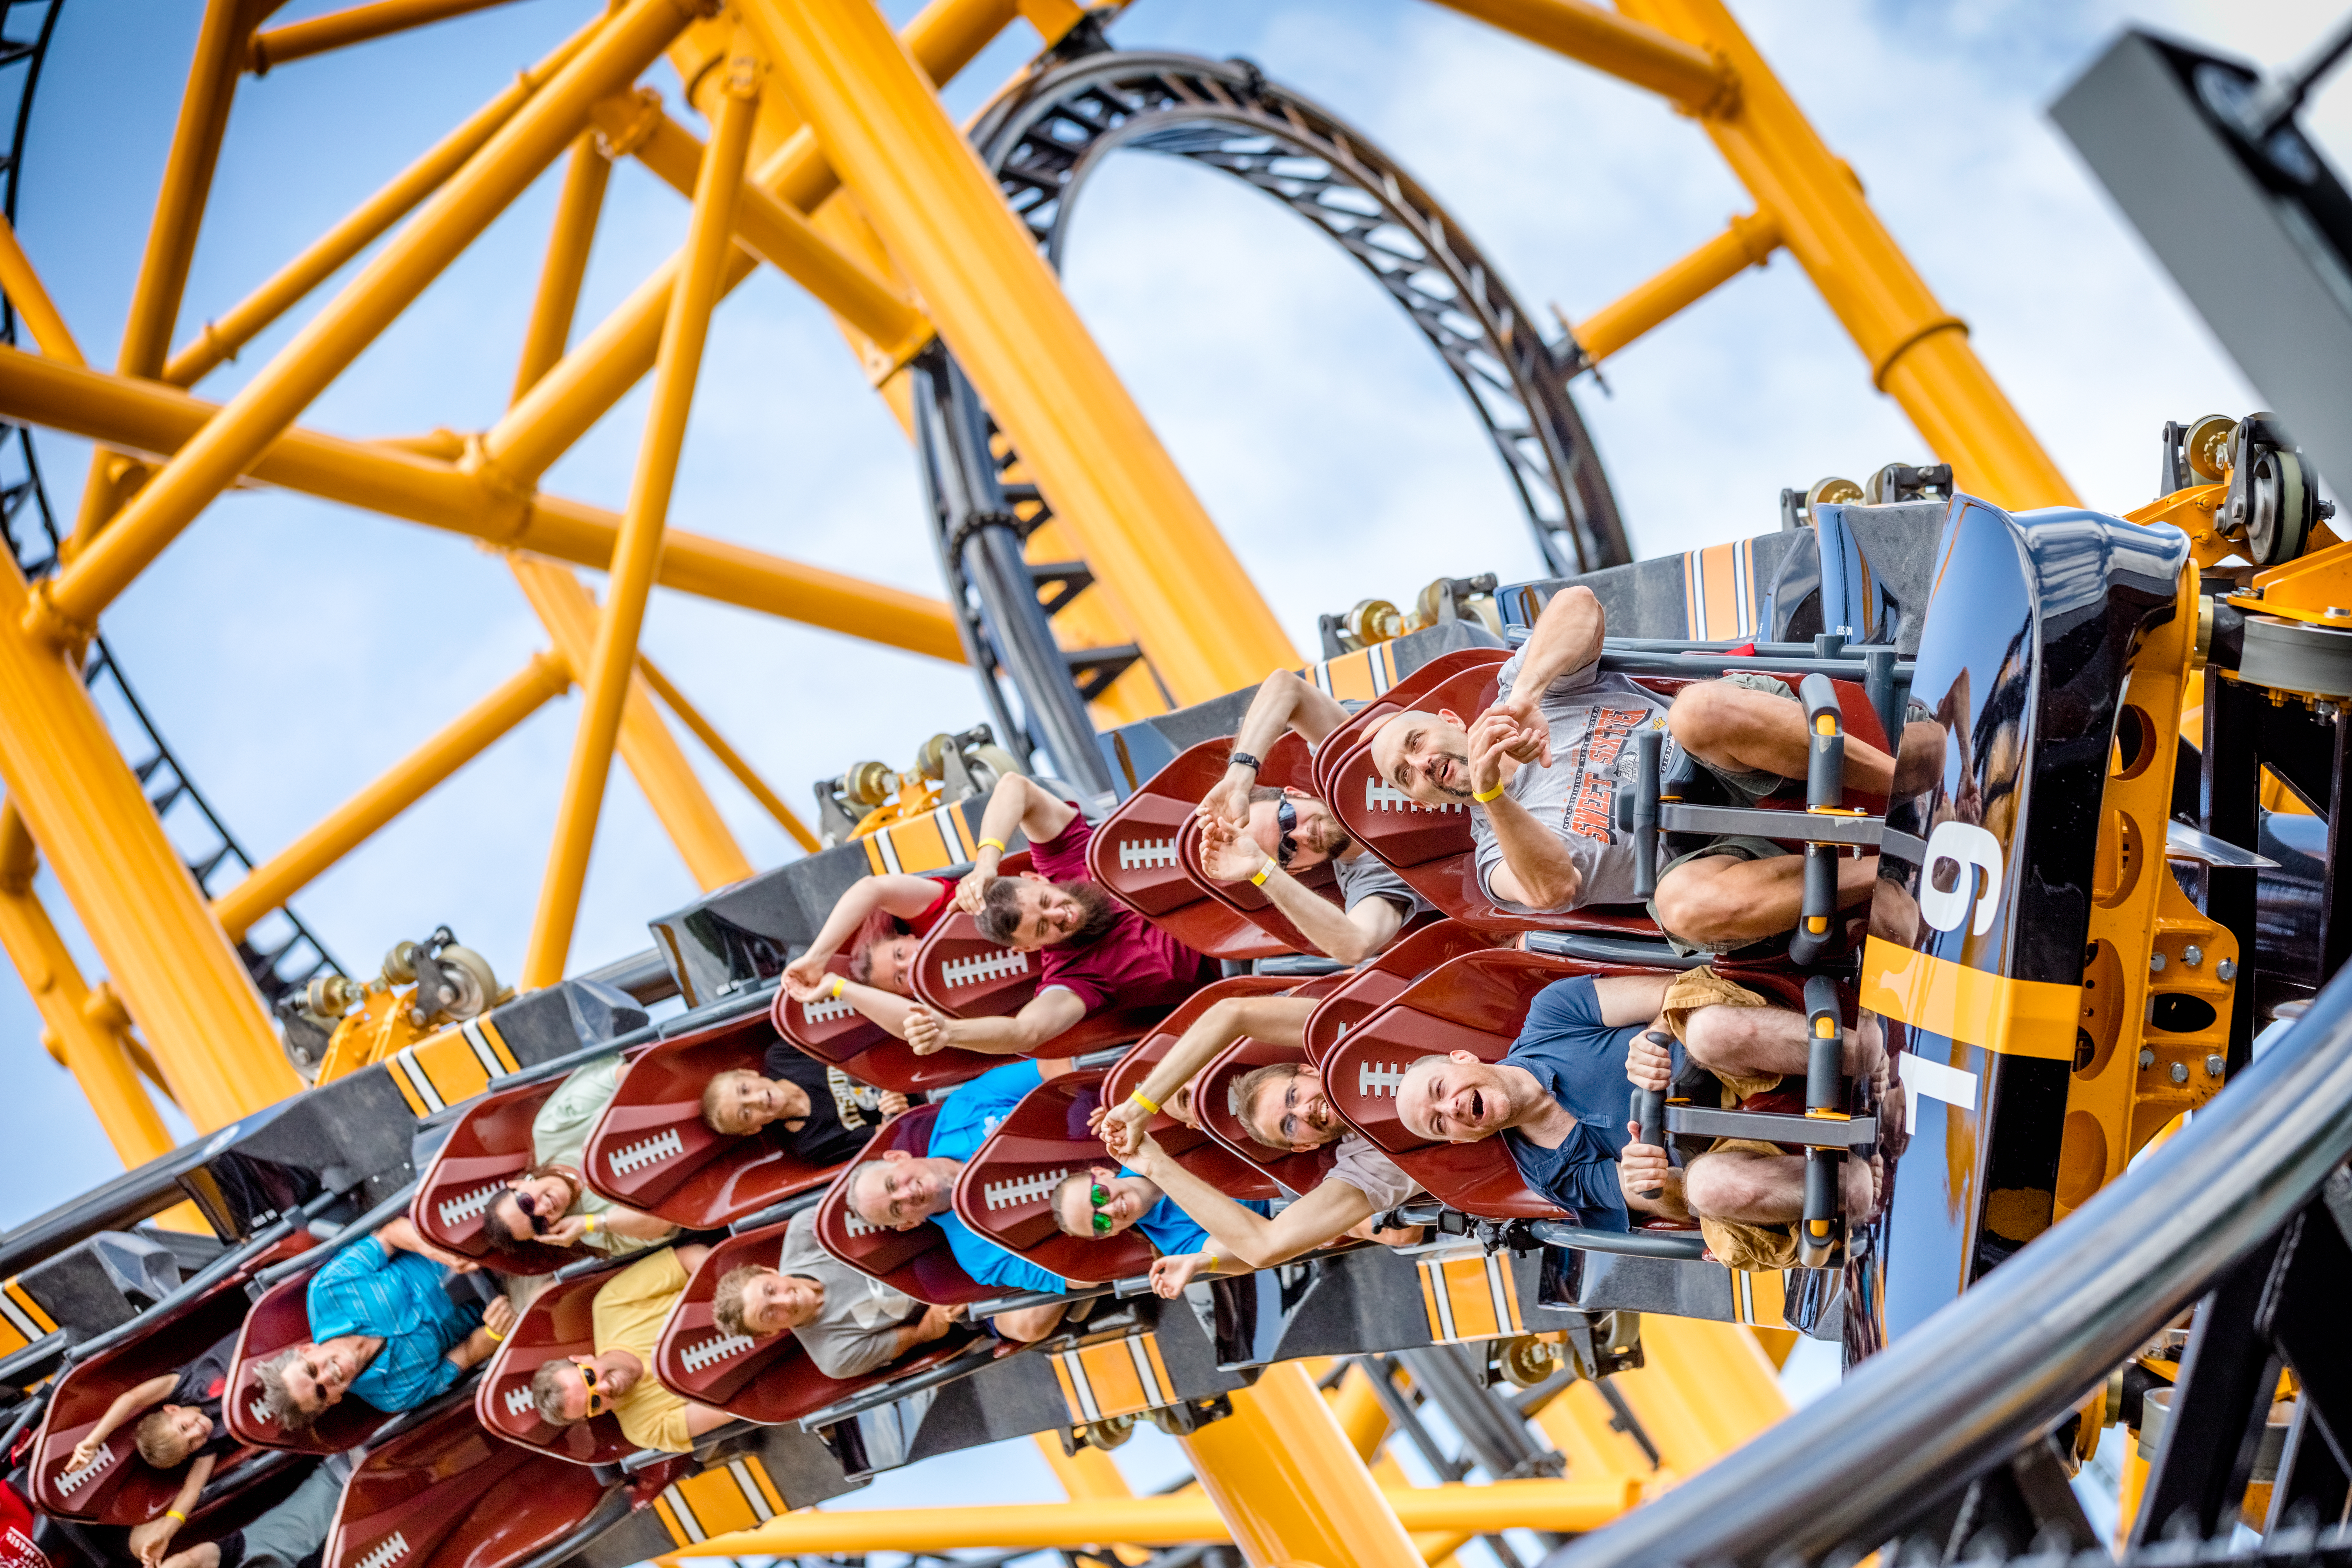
[0,0,2336,1531]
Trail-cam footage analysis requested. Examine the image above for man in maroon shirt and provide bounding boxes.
[903,774,1217,1057]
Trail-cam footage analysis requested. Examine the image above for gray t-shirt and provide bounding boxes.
[776,1208,923,1379]
[1471,650,1678,911]
[1324,1134,1422,1212]
[1332,849,1435,922]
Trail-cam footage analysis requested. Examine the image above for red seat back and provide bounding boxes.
[411,1077,581,1275]
[650,1222,985,1424]
[323,1396,611,1568]
[771,956,996,1096]
[951,1068,1142,1286]
[1300,919,1500,1068]
[225,1271,386,1454]
[472,1268,634,1465]
[1324,948,1817,1219]
[1090,736,1343,959]
[1197,1037,1336,1197]
[29,1288,253,1524]
[909,901,1170,1059]
[581,1013,838,1230]
[1104,978,1298,1201]
[809,1105,996,1308]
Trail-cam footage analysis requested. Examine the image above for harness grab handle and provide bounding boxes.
[1630,728,1663,901]
[1786,842,1841,968]
[1800,672,1845,812]
[1630,1031,1670,1201]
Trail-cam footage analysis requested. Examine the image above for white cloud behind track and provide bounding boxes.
[0,0,2339,1505]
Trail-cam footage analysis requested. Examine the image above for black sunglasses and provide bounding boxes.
[512,1190,553,1236]
[1087,1183,1114,1236]
[1274,800,1298,867]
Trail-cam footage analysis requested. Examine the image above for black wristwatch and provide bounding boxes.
[1231,751,1263,773]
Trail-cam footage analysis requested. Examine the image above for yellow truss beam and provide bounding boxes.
[510,131,614,403]
[745,0,1296,705]
[680,1479,1637,1556]
[249,0,523,74]
[635,654,819,853]
[28,0,698,648]
[1568,209,1781,365]
[525,26,755,988]
[0,806,173,1165]
[0,213,83,366]
[209,651,573,942]
[510,560,754,894]
[1424,0,1735,112]
[0,550,298,1129]
[1180,1360,1423,1568]
[0,345,967,661]
[167,10,611,389]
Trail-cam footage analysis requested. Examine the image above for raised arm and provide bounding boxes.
[959,775,1077,912]
[905,987,1086,1057]
[785,875,952,989]
[70,1374,177,1467]
[1129,1134,1372,1269]
[1202,670,1351,826]
[1506,584,1605,707]
[1096,995,1316,1156]
[1195,819,1402,966]
[130,1451,217,1568]
[1472,710,1583,910]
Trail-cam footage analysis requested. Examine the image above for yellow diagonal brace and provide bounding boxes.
[30,0,700,646]
[591,90,930,357]
[511,132,615,402]
[744,0,1294,704]
[511,560,753,895]
[524,26,755,988]
[0,344,965,661]
[0,214,83,365]
[478,0,1015,491]
[1569,208,1781,365]
[249,0,522,73]
[0,552,297,1129]
[0,806,174,1165]
[1426,0,1736,113]
[167,9,611,388]
[635,654,819,853]
[209,651,573,941]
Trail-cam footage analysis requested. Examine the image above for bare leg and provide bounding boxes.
[1652,851,1878,949]
[1669,681,1900,796]
[1682,1003,1878,1081]
[1684,1148,1881,1224]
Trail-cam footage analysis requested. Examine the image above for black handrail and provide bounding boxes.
[1550,958,2352,1567]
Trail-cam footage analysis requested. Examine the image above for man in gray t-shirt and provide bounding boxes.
[1367,583,1903,953]
[710,1209,958,1380]
[1194,671,1437,964]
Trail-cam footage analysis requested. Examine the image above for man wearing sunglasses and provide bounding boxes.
[528,1244,732,1452]
[1193,670,1435,966]
[1048,1166,1267,1251]
[903,774,1217,1060]
[479,1056,679,1258]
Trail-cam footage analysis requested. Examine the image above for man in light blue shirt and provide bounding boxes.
[1050,1167,1271,1255]
[845,1060,1069,1341]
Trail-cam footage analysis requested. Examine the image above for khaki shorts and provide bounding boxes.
[1645,673,1803,955]
[1661,969,1797,1272]
[1646,835,1792,957]
[1685,671,1799,805]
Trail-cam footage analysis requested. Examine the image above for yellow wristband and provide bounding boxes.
[828,974,846,1001]
[583,1213,599,1236]
[166,1511,188,1524]
[484,1326,504,1343]
[1128,1088,1160,1116]
[977,838,1007,855]
[1472,781,1507,803]
[1203,1253,1218,1275]
[1250,856,1275,887]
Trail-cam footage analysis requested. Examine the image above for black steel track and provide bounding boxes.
[0,0,342,1016]
[971,43,1629,579]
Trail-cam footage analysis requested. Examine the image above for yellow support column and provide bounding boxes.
[1032,1435,1150,1568]
[0,808,173,1165]
[31,0,698,644]
[523,27,755,988]
[209,652,574,941]
[0,553,298,1128]
[1179,1360,1422,1568]
[740,0,1298,704]
[1614,0,2077,509]
[1605,1315,1788,1477]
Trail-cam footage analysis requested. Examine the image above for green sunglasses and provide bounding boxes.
[1088,1183,1114,1236]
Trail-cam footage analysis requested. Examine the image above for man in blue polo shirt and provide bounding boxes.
[1393,973,1685,1232]
[844,1059,1069,1342]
